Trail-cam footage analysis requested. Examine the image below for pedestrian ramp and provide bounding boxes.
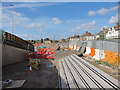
[58,54,120,89]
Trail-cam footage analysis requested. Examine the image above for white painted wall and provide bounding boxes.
[85,36,94,40]
[106,27,120,39]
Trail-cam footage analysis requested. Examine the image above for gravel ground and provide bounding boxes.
[2,44,77,88]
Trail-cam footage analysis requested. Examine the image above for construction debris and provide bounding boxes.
[28,58,40,70]
[48,65,56,68]
[2,79,25,88]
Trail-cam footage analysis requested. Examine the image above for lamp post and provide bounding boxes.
[10,4,14,35]
[104,30,105,40]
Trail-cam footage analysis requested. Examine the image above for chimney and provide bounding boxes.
[116,23,119,26]
[102,28,105,30]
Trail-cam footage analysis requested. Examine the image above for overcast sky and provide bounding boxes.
[1,2,119,40]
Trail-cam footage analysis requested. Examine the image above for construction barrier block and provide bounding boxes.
[89,48,95,56]
[85,47,91,55]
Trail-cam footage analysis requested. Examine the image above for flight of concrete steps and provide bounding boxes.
[58,54,120,89]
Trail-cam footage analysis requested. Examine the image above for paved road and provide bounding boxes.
[3,59,58,88]
[2,50,77,88]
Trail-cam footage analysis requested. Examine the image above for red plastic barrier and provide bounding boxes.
[28,48,55,60]
[45,51,54,59]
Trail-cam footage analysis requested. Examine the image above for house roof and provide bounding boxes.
[108,23,120,31]
[81,31,94,37]
[96,28,108,36]
[68,35,80,39]
[113,23,120,29]
[106,23,120,33]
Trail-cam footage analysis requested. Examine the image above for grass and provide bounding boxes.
[101,61,111,66]
[83,54,120,69]
[95,61,102,65]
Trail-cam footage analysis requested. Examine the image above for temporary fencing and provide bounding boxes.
[69,40,120,65]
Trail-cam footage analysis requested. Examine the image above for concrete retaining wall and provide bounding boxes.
[2,44,31,66]
[0,44,2,67]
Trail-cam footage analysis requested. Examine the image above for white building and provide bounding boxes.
[106,23,120,39]
[85,36,94,41]
[80,31,95,41]
[69,35,80,41]
[95,35,100,39]
[69,37,80,41]
[95,28,108,40]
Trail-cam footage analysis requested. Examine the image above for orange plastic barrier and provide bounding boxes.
[71,45,74,50]
[89,48,95,56]
[76,45,79,50]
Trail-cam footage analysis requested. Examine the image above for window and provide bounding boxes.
[109,32,111,34]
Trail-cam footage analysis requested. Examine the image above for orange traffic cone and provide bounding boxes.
[29,66,32,73]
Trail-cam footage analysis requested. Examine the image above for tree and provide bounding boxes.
[61,39,66,42]
[41,38,43,43]
[44,38,50,41]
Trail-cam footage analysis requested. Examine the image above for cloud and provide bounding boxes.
[88,5,118,16]
[66,20,72,23]
[80,21,98,31]
[88,11,96,16]
[97,8,108,14]
[27,23,44,29]
[71,26,81,33]
[3,2,60,9]
[109,14,118,24]
[16,33,40,40]
[109,5,118,11]
[2,9,30,27]
[103,25,108,28]
[71,20,98,33]
[37,29,44,33]
[52,17,62,24]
